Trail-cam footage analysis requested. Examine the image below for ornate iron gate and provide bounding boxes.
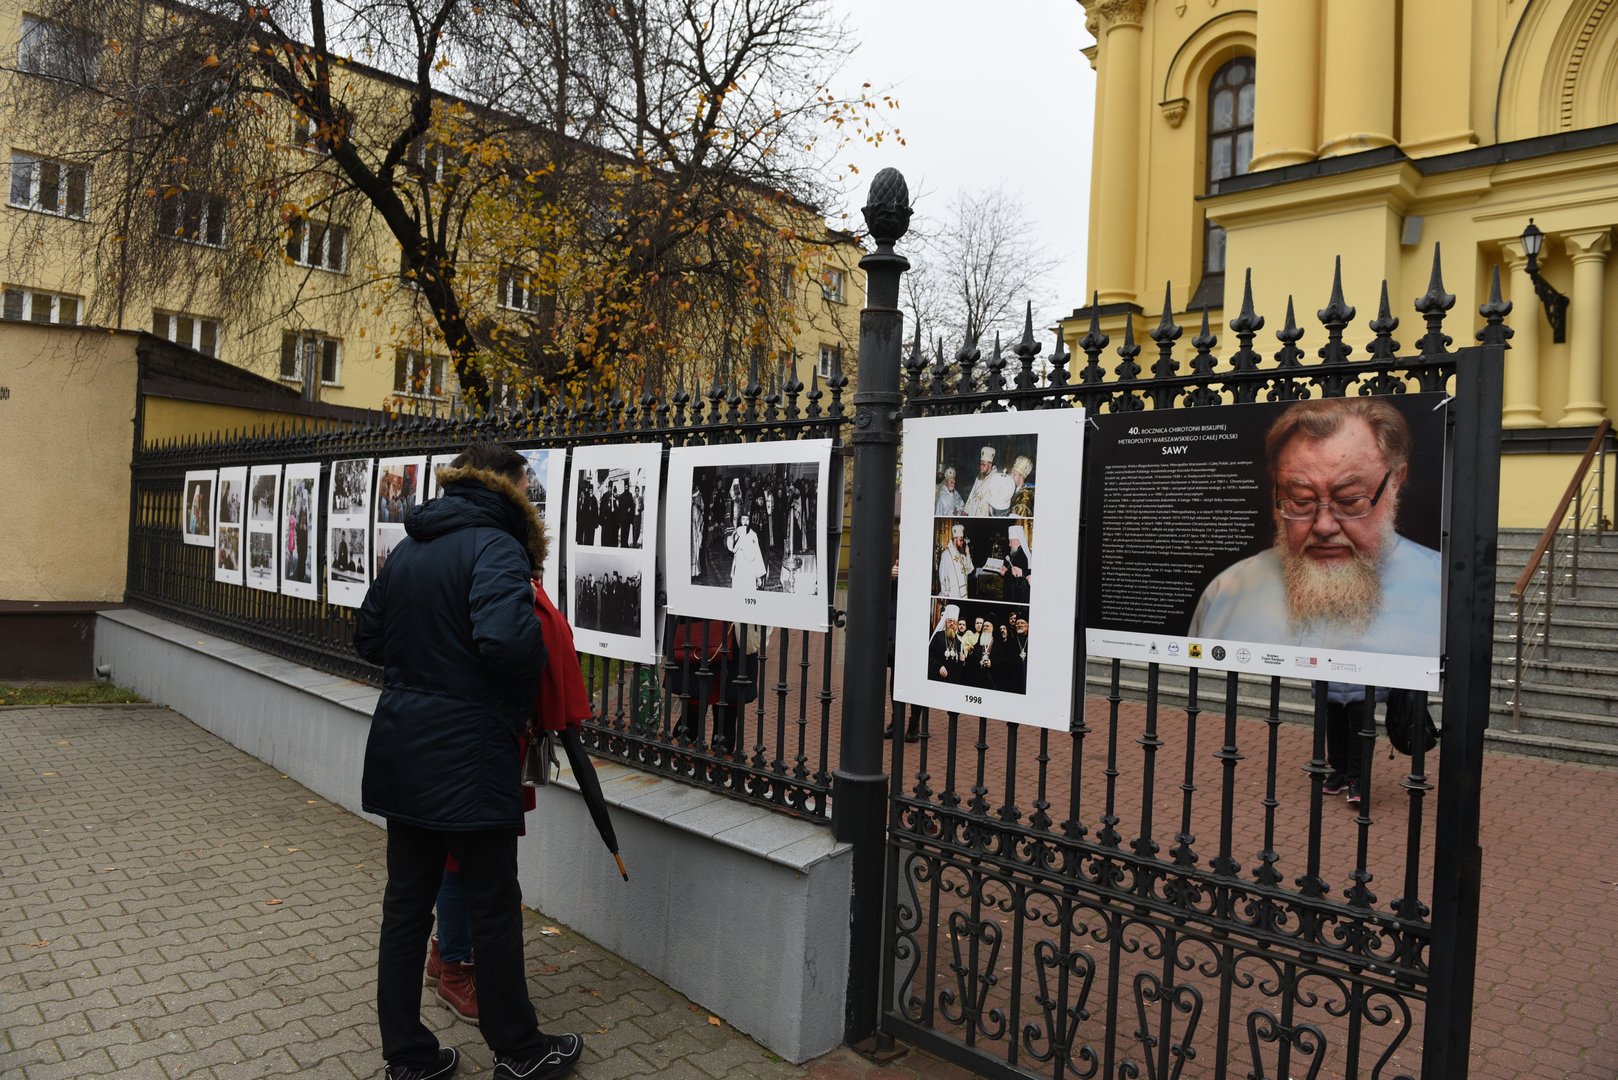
[853,182,1502,1079]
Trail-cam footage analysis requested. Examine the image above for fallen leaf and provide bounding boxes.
[55,739,71,746]
[306,800,317,805]
[707,1016,721,1027]
[265,898,283,906]
[28,940,50,949]
[540,926,561,936]
[286,847,301,853]
[41,772,57,777]
[536,963,559,974]
[688,1004,702,1013]
[101,867,117,873]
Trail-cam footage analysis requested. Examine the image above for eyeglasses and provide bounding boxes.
[1275,469,1392,521]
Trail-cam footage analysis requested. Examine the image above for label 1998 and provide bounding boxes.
[964,694,983,705]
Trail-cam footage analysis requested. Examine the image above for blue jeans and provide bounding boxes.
[435,869,472,964]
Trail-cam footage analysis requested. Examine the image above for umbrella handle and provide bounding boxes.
[613,852,628,881]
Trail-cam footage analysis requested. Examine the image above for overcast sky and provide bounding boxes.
[824,0,1098,331]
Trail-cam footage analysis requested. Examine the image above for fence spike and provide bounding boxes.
[1048,327,1070,389]
[1414,243,1456,361]
[1149,281,1181,384]
[1477,264,1515,348]
[1013,301,1041,391]
[1077,292,1108,386]
[1317,255,1356,369]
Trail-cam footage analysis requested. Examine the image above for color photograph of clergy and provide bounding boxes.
[573,466,649,549]
[935,434,1037,518]
[329,526,368,583]
[925,600,1029,695]
[375,462,422,523]
[689,463,819,595]
[932,517,1034,604]
[183,473,214,544]
[571,552,642,637]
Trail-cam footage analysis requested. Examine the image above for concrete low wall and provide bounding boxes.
[94,609,852,1063]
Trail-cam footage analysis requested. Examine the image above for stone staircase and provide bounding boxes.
[1082,527,1618,766]
[1488,527,1618,764]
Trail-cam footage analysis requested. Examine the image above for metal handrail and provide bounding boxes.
[1506,419,1614,728]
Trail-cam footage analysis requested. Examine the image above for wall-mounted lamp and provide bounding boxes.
[1521,219,1569,343]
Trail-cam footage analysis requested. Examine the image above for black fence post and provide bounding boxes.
[834,167,911,1044]
[1423,342,1503,1080]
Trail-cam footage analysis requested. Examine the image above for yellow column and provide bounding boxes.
[1319,0,1396,158]
[1089,0,1144,306]
[1499,241,1543,429]
[1249,0,1320,171]
[1561,228,1611,427]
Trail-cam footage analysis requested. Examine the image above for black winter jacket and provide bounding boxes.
[356,466,549,830]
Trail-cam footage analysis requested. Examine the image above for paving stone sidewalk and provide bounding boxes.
[0,706,970,1080]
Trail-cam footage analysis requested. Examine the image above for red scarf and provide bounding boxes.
[531,580,594,731]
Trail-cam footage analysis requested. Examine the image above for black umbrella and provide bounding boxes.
[560,726,628,880]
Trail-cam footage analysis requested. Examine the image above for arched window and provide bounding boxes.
[1204,56,1255,277]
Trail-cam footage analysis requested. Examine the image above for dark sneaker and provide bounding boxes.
[386,1046,459,1080]
[1321,771,1349,796]
[1346,779,1364,806]
[494,1033,583,1079]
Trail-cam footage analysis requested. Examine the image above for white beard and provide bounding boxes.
[1277,514,1394,635]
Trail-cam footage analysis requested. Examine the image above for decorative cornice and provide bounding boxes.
[1160,98,1189,128]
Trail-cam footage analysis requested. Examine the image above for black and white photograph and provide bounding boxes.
[246,463,282,593]
[214,466,247,585]
[930,517,1034,603]
[375,456,425,525]
[182,470,215,546]
[250,473,278,523]
[922,599,1031,696]
[565,442,662,663]
[895,410,1085,730]
[934,433,1038,518]
[517,447,567,599]
[664,440,833,631]
[572,466,650,548]
[249,532,276,583]
[332,458,371,516]
[570,551,644,640]
[329,526,369,583]
[326,457,373,607]
[279,463,320,601]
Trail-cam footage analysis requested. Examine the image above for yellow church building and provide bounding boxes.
[1066,0,1617,527]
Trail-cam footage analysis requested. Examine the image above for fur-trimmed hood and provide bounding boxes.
[410,464,549,569]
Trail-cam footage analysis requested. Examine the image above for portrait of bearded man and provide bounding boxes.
[1186,396,1441,657]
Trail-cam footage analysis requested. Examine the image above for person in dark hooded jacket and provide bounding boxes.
[356,440,583,1080]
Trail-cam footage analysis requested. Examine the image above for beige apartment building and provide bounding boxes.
[1,0,866,419]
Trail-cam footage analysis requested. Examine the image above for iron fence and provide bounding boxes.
[126,364,852,821]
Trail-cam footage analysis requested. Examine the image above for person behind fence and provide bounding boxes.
[664,617,764,754]
[356,440,583,1080]
[885,560,924,742]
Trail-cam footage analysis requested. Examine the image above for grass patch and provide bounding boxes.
[0,682,147,706]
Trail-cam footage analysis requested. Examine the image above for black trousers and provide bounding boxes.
[378,822,549,1066]
[1324,699,1374,781]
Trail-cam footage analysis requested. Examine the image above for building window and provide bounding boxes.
[8,152,89,219]
[818,343,839,379]
[408,137,450,182]
[498,265,539,312]
[3,285,82,325]
[17,15,99,82]
[279,330,341,385]
[153,310,220,357]
[286,218,347,272]
[820,267,846,304]
[779,264,795,299]
[292,113,335,155]
[1203,56,1255,277]
[157,190,226,247]
[394,349,448,398]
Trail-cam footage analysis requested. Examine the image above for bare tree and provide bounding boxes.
[900,185,1052,369]
[5,0,885,405]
